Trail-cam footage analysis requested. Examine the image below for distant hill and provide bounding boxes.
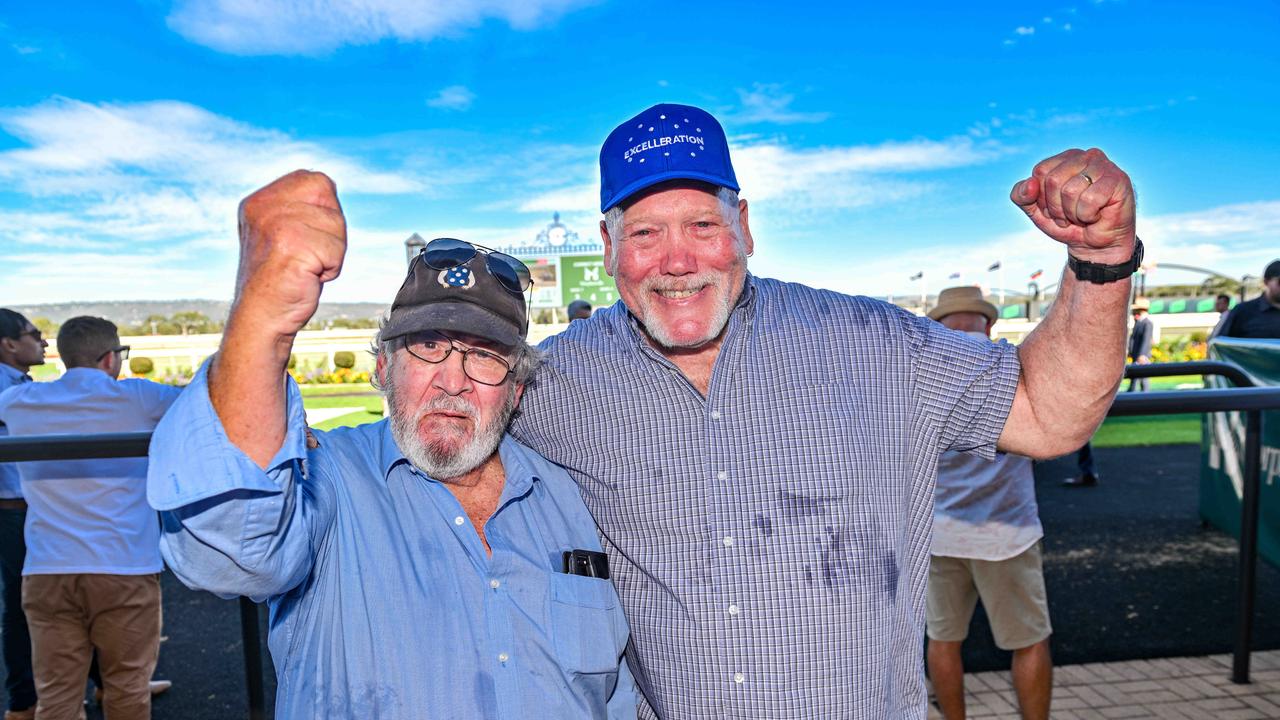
[9,300,388,326]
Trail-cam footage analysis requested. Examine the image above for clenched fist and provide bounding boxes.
[1011,148,1136,265]
[233,170,347,337]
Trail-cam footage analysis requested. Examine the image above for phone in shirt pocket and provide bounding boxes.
[548,570,626,676]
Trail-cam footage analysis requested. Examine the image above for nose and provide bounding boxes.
[431,346,472,395]
[658,231,698,276]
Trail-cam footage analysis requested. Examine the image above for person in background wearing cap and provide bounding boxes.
[567,299,593,321]
[508,103,1141,719]
[146,172,636,719]
[924,287,1052,720]
[1127,298,1153,392]
[1214,260,1280,339]
[0,310,45,720]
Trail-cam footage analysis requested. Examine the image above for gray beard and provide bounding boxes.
[383,363,517,481]
[634,270,737,349]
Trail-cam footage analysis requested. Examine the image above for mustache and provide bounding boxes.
[641,273,718,293]
[416,394,478,419]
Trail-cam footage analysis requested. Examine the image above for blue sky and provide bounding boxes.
[1,0,1277,305]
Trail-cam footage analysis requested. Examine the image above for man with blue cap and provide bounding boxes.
[510,103,1143,718]
[147,172,637,718]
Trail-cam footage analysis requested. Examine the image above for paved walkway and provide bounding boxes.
[929,650,1280,719]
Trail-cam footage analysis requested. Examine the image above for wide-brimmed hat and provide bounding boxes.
[1130,297,1150,312]
[928,286,998,323]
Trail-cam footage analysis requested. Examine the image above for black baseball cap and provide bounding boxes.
[1265,259,1280,280]
[381,244,527,348]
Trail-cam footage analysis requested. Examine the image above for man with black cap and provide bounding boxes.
[1215,259,1280,339]
[147,172,636,718]
[507,103,1142,719]
[924,287,1052,720]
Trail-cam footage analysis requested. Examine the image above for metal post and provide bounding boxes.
[239,597,267,719]
[1232,409,1263,684]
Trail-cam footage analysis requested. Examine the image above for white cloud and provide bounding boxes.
[12,44,39,55]
[1015,26,1036,35]
[0,97,425,303]
[167,0,594,56]
[731,83,831,125]
[426,85,475,111]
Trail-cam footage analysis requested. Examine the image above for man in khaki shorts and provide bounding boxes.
[925,287,1053,720]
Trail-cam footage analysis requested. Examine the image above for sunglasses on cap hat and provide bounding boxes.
[420,238,532,296]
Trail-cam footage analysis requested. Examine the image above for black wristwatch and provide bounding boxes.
[1067,237,1144,284]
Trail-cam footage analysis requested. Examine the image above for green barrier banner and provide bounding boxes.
[1201,338,1280,564]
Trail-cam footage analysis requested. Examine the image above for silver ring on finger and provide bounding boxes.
[1079,170,1095,186]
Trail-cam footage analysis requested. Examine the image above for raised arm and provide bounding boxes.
[213,170,347,467]
[998,148,1135,458]
[147,170,347,600]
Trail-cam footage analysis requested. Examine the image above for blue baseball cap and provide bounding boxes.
[599,103,739,212]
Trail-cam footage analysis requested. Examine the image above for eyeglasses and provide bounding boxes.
[402,331,513,386]
[420,238,533,295]
[97,345,130,362]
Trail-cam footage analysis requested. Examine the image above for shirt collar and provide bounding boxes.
[1256,294,1279,312]
[0,362,31,385]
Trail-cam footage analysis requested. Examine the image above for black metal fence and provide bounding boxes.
[0,358,1278,718]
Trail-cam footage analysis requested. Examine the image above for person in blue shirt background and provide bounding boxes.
[147,172,636,719]
[0,309,45,720]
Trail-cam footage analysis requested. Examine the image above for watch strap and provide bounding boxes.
[1067,238,1144,284]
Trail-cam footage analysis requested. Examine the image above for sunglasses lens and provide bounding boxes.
[486,253,532,293]
[422,238,476,270]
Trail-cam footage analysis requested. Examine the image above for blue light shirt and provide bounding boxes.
[512,275,1021,720]
[0,362,33,499]
[148,363,637,720]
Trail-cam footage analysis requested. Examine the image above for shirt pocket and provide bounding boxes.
[548,572,625,675]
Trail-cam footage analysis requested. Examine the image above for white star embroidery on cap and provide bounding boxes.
[691,152,697,157]
[627,157,633,162]
[648,126,654,132]
[674,123,679,128]
[660,114,666,119]
[639,158,645,163]
[628,136,633,142]
[637,123,643,129]
[697,127,702,132]
[663,152,669,156]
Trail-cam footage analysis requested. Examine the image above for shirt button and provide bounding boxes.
[733,672,745,684]
[498,652,509,663]
[710,410,722,420]
[454,516,464,526]
[723,536,734,547]
[489,579,500,590]
[716,471,727,481]
[728,604,740,616]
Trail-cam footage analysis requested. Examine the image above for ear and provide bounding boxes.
[599,220,616,277]
[375,347,388,385]
[514,383,525,405]
[738,198,755,257]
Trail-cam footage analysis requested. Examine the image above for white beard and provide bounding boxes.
[383,358,517,480]
[634,269,738,349]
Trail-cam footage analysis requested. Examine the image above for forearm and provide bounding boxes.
[209,301,295,468]
[1000,267,1130,457]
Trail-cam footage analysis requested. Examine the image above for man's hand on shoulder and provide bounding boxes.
[233,170,348,341]
[1010,148,1136,265]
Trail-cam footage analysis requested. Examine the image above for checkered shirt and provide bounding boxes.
[512,275,1020,719]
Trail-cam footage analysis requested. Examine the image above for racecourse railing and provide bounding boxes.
[1113,360,1280,683]
[0,431,268,720]
[0,359,1278,718]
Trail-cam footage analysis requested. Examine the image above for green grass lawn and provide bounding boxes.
[300,383,382,430]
